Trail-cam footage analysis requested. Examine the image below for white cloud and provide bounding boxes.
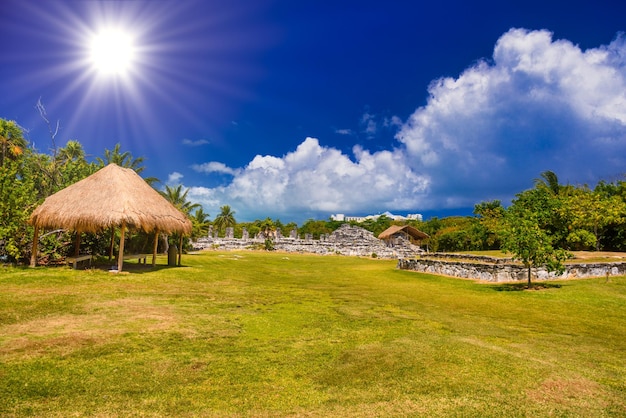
[182,138,210,146]
[335,128,354,135]
[396,28,626,206]
[187,137,429,221]
[191,161,238,176]
[167,171,184,185]
[186,29,626,222]
[360,112,377,138]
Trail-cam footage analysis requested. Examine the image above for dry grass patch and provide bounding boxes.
[527,377,611,413]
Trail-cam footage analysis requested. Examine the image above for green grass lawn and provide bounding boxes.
[1,251,625,417]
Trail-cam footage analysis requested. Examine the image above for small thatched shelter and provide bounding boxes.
[29,163,192,271]
[378,225,429,247]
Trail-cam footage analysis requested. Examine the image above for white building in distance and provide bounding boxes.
[331,211,422,222]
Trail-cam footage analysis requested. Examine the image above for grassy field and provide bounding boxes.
[1,251,625,417]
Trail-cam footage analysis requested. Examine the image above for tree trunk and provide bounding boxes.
[527,265,532,288]
[30,225,40,267]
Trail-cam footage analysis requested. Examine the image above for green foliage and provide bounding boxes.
[356,214,393,236]
[213,205,236,236]
[161,185,200,216]
[0,158,35,262]
[593,179,626,251]
[0,117,178,264]
[298,219,339,239]
[419,216,495,252]
[4,123,626,265]
[190,207,211,239]
[559,186,626,251]
[499,205,570,287]
[0,119,27,168]
[263,238,275,251]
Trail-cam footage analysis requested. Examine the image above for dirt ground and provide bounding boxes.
[571,251,626,261]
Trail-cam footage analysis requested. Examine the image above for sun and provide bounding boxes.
[89,28,136,76]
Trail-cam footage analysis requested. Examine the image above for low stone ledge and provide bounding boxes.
[418,252,514,264]
[398,258,626,282]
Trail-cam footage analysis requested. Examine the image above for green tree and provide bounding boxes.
[359,215,393,237]
[161,185,200,216]
[284,221,298,236]
[97,143,158,184]
[0,120,39,262]
[499,205,570,288]
[259,218,275,237]
[299,219,335,239]
[474,200,505,249]
[97,143,145,172]
[594,179,626,251]
[191,207,211,239]
[0,119,27,168]
[559,186,626,251]
[0,152,36,262]
[534,170,562,195]
[56,140,96,187]
[511,182,569,249]
[160,185,200,254]
[213,205,237,236]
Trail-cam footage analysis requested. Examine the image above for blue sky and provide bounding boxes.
[1,0,625,223]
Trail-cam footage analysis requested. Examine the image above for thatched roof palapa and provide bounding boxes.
[378,225,429,241]
[30,163,192,234]
[29,164,192,271]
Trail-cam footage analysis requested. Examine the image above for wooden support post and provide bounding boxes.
[178,235,183,266]
[117,223,126,272]
[30,224,40,267]
[74,232,81,256]
[109,227,115,261]
[152,231,159,267]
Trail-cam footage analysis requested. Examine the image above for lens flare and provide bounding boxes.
[90,29,135,76]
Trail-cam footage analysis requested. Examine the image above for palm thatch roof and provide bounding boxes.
[30,163,192,235]
[29,164,193,271]
[378,225,429,241]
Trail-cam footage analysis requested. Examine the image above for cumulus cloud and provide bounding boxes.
[185,28,626,221]
[167,171,184,185]
[191,161,238,176]
[187,137,429,221]
[397,28,626,206]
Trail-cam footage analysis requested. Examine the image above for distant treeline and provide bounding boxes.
[2,115,625,265]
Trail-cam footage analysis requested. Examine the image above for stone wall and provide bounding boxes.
[193,224,423,259]
[397,257,626,282]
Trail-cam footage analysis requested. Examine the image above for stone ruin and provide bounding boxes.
[193,224,424,259]
[397,252,626,282]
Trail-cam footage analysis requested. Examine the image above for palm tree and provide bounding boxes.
[57,140,85,163]
[96,143,158,184]
[159,184,201,262]
[259,217,275,238]
[191,207,211,239]
[534,170,561,195]
[213,205,236,236]
[97,143,144,172]
[161,185,200,216]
